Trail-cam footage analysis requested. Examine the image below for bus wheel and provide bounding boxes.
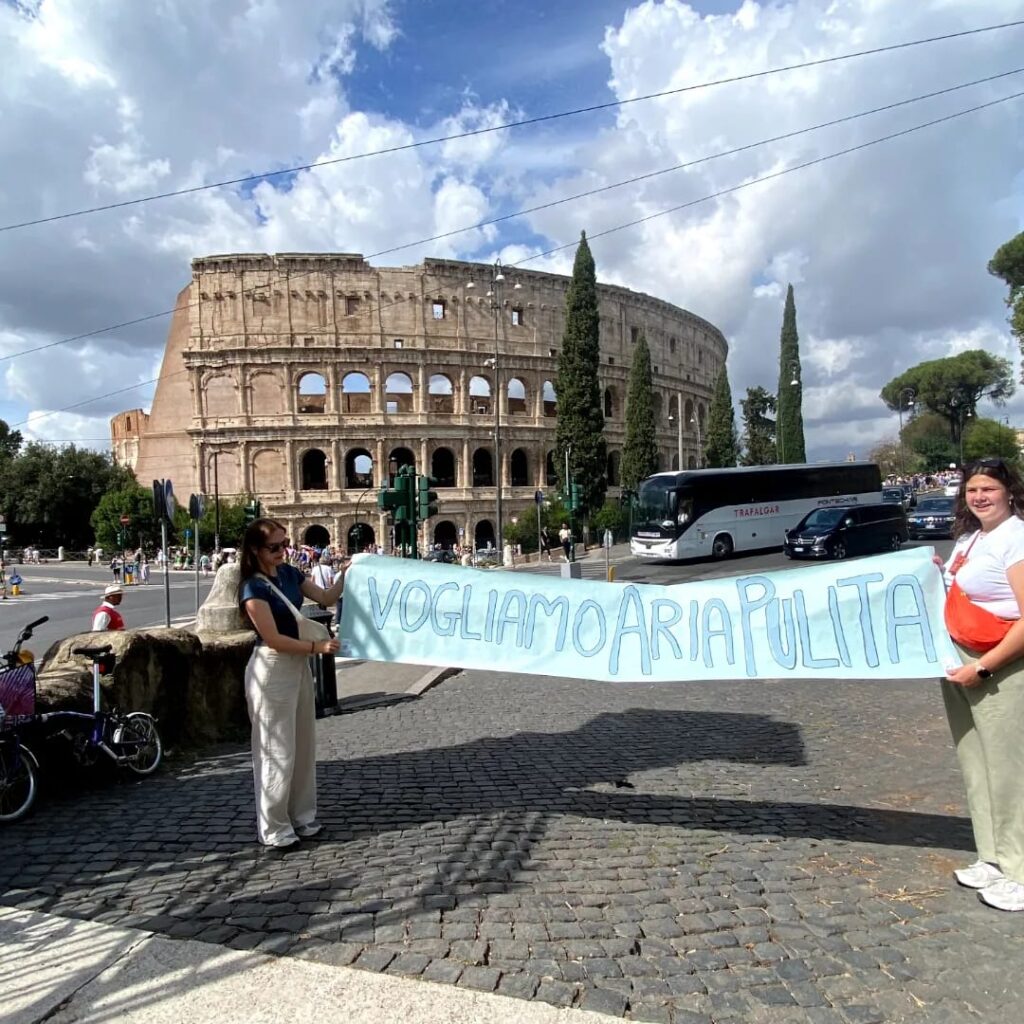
[711,534,733,560]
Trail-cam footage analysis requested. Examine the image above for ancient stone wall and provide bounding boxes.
[129,253,728,552]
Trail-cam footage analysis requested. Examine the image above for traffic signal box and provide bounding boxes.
[244,499,262,525]
[569,482,581,511]
[376,468,439,558]
[417,476,439,521]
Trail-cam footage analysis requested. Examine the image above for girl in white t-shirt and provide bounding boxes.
[940,457,1024,912]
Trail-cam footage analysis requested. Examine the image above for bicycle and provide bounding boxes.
[0,617,47,822]
[36,644,162,777]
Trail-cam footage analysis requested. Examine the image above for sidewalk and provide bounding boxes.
[1,906,609,1024]
[332,657,455,711]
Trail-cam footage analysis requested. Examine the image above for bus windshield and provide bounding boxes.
[636,478,678,526]
[636,478,695,533]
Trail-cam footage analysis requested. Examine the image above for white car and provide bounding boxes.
[943,481,961,497]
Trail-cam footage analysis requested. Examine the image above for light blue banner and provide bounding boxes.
[339,547,958,682]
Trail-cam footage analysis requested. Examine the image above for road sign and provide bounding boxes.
[188,493,205,520]
[534,489,544,505]
[164,480,177,520]
[119,515,131,525]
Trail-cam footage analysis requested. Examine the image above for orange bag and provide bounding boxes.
[944,580,1015,652]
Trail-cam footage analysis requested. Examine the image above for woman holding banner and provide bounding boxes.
[239,518,345,849]
[941,457,1024,912]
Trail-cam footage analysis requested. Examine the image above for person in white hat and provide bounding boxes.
[91,584,126,631]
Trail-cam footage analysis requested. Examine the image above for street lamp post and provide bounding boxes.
[351,484,373,554]
[690,413,703,468]
[467,261,521,557]
[208,449,222,554]
[897,387,916,479]
[950,389,973,468]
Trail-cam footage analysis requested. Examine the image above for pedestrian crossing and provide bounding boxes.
[0,582,203,604]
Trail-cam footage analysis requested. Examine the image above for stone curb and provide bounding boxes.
[0,906,612,1024]
[405,664,461,697]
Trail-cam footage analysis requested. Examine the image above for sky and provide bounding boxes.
[0,0,1022,462]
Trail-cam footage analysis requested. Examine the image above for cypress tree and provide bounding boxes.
[620,331,658,489]
[705,367,738,468]
[776,284,806,463]
[555,231,606,513]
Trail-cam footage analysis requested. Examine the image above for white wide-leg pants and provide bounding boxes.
[244,646,317,846]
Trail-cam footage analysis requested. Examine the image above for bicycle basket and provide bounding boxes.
[0,663,35,721]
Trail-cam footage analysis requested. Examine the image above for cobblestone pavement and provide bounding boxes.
[3,672,1023,1023]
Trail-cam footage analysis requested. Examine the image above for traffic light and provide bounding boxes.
[244,499,262,524]
[378,467,418,555]
[417,475,439,521]
[569,481,581,511]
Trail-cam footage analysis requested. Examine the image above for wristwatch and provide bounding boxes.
[976,663,993,679]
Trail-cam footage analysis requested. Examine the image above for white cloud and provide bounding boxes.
[510,0,1024,459]
[1,0,1023,469]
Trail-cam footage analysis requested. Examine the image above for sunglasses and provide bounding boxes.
[262,538,290,554]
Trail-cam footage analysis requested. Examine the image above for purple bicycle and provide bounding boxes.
[37,644,162,777]
[0,617,47,822]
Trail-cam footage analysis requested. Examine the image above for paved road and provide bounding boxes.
[519,538,954,587]
[4,537,1013,1024]
[0,563,215,653]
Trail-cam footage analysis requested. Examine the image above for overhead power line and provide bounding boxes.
[1,18,1021,234]
[2,66,1018,368]
[13,85,1022,432]
[514,88,1024,268]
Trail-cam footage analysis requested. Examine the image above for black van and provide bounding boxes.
[783,503,909,560]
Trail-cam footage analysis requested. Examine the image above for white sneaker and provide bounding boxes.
[954,860,1004,889]
[978,878,1024,911]
[295,822,322,838]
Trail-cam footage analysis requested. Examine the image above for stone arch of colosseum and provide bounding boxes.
[131,252,726,552]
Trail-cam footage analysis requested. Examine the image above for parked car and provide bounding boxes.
[907,496,956,539]
[881,486,907,509]
[783,503,909,560]
[425,549,457,564]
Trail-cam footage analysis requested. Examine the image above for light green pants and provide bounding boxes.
[942,645,1024,883]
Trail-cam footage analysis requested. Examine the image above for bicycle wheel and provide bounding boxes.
[115,713,162,776]
[0,740,39,822]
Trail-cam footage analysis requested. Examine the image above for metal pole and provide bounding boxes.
[565,446,574,562]
[536,504,542,563]
[161,520,171,627]
[194,522,200,616]
[493,265,503,557]
[676,395,683,469]
[898,403,905,479]
[213,452,221,553]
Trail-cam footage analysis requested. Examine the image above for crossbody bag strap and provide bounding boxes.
[255,572,304,625]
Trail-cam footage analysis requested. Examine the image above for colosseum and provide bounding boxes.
[123,252,728,553]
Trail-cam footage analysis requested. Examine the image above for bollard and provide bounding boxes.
[607,565,616,582]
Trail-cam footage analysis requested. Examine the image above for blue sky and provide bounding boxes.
[345,1,741,122]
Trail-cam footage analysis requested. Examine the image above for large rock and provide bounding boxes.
[196,562,247,632]
[38,628,255,746]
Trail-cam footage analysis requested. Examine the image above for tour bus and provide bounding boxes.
[630,462,883,560]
